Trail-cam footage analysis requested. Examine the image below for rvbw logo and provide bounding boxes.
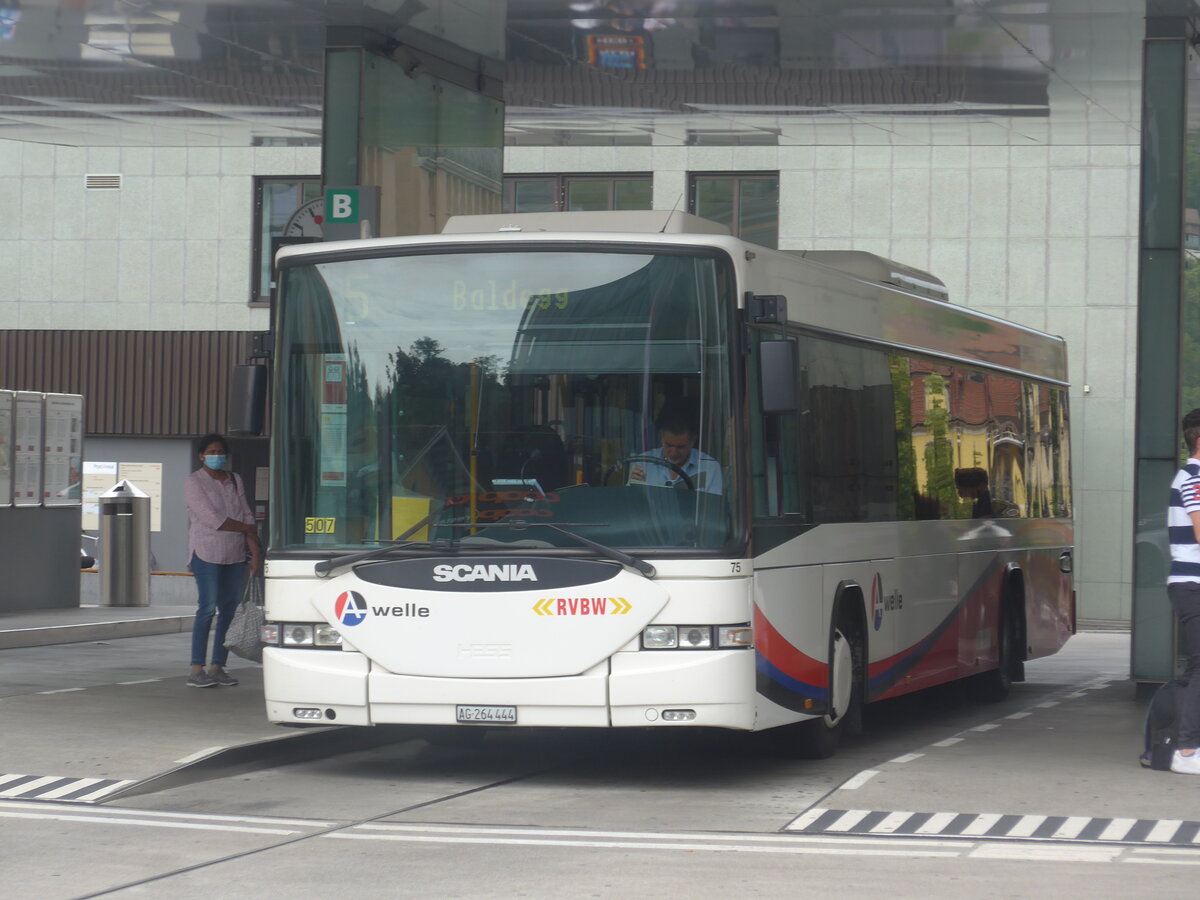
[432,563,538,583]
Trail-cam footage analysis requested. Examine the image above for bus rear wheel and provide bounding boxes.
[771,620,862,759]
[974,597,1020,703]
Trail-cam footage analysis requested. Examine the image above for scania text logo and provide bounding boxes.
[432,563,538,583]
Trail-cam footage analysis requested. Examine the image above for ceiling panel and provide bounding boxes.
[0,1,1150,148]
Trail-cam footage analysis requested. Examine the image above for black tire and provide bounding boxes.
[975,599,1018,702]
[769,618,863,759]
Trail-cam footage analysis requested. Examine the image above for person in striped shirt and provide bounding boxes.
[1167,408,1200,774]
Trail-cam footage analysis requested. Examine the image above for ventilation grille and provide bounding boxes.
[85,174,122,190]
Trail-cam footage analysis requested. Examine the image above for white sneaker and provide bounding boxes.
[1170,750,1200,774]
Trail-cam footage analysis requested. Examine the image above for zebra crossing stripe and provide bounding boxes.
[785,809,1200,847]
[0,773,137,803]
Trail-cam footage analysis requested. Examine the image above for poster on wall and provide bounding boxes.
[0,390,13,507]
[118,461,163,532]
[82,460,118,530]
[42,393,83,507]
[12,391,43,507]
[320,353,348,488]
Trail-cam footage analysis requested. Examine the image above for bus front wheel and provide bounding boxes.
[771,619,862,759]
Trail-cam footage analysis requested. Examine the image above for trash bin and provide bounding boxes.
[99,480,151,607]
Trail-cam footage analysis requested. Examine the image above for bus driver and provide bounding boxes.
[628,407,723,495]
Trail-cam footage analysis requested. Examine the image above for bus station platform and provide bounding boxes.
[3,603,1195,845]
[0,601,198,650]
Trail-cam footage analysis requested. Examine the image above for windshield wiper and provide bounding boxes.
[460,519,656,578]
[313,509,444,577]
[313,516,655,578]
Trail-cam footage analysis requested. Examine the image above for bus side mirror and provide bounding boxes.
[758,339,798,414]
[229,364,267,436]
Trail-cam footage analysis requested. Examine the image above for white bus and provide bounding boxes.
[261,210,1074,757]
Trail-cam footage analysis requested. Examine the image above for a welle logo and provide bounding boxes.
[432,563,538,583]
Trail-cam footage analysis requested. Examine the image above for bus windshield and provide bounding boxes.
[272,247,739,554]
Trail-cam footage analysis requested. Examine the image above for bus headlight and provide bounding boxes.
[642,625,678,649]
[641,624,752,650]
[283,624,314,647]
[314,624,343,647]
[718,625,753,648]
[268,622,346,649]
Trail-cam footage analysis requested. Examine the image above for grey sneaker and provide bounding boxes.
[208,667,239,687]
[187,670,217,688]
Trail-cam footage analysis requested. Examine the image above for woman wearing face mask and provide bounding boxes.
[184,432,260,688]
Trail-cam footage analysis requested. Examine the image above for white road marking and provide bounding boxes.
[67,781,138,801]
[361,824,965,849]
[784,808,827,831]
[1006,815,1047,838]
[969,844,1122,863]
[0,776,62,797]
[37,688,85,694]
[327,831,963,857]
[841,769,880,790]
[0,810,301,835]
[1098,818,1137,841]
[869,811,916,834]
[826,810,871,832]
[889,753,924,763]
[0,800,334,827]
[960,814,1004,836]
[1125,857,1200,866]
[914,812,958,835]
[1144,820,1182,843]
[117,679,161,685]
[36,778,107,800]
[1036,701,1059,708]
[971,723,999,732]
[1005,712,1032,719]
[1052,817,1091,840]
[931,737,963,747]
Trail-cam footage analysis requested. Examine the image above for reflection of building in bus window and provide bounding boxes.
[954,467,994,518]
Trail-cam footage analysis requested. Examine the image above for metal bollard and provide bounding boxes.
[98,480,151,607]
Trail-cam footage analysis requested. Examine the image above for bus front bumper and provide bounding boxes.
[264,647,757,730]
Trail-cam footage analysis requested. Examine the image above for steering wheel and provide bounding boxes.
[605,455,695,491]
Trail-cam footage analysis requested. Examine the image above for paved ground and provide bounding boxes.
[1,603,1195,833]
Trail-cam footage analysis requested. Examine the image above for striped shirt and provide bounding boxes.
[1169,458,1200,583]
[185,468,254,566]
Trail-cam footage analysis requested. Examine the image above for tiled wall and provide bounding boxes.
[0,140,321,332]
[507,141,1139,622]
[0,132,1139,622]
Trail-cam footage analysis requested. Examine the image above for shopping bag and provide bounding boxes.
[225,574,265,663]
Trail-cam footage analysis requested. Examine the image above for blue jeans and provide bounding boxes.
[190,554,247,667]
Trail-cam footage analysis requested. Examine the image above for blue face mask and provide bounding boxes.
[203,454,227,471]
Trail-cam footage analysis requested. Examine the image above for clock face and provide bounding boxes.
[284,197,324,237]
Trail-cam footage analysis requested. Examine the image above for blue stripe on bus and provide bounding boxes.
[865,558,1009,700]
[755,653,827,701]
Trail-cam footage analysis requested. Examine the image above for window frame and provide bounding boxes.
[502,173,653,214]
[250,175,322,307]
[687,172,779,248]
